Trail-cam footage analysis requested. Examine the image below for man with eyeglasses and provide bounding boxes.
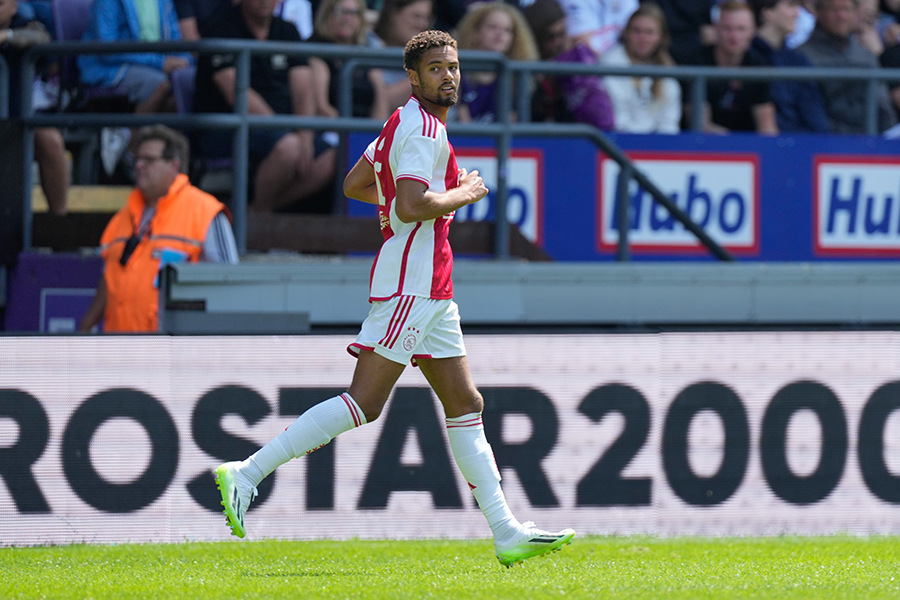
[79,125,238,333]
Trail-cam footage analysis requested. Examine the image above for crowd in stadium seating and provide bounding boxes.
[4,0,900,216]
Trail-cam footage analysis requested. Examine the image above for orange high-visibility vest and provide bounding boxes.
[100,174,227,332]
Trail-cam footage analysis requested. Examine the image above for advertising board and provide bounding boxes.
[2,334,899,545]
[597,151,759,254]
[348,132,900,261]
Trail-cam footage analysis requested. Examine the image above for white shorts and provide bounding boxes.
[348,296,466,366]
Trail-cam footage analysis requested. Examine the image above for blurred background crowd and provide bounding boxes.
[3,0,900,217]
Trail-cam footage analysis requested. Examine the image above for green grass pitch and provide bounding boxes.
[1,536,898,599]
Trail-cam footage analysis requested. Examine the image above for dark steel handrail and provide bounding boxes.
[0,54,8,119]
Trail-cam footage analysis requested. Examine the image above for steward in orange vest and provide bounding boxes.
[79,126,236,333]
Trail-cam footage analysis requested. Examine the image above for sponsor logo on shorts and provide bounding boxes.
[402,327,420,352]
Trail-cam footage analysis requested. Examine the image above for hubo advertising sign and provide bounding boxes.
[347,132,900,261]
[814,156,900,256]
[452,149,544,245]
[2,333,900,546]
[597,152,759,254]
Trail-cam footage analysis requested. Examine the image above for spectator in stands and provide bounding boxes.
[14,0,52,31]
[308,0,390,119]
[798,0,897,133]
[652,0,718,63]
[176,0,313,42]
[78,0,192,114]
[683,0,779,133]
[0,0,68,217]
[195,0,336,212]
[175,0,235,40]
[79,125,237,333]
[600,3,682,133]
[524,0,615,130]
[874,0,900,122]
[750,0,830,131]
[559,0,640,57]
[786,0,816,46]
[433,0,465,32]
[371,0,434,110]
[369,0,461,31]
[877,0,900,46]
[274,0,315,39]
[857,0,886,54]
[880,26,900,120]
[455,2,539,123]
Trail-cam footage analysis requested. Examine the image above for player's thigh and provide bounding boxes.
[346,349,406,422]
[417,355,483,418]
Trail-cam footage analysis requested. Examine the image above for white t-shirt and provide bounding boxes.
[559,0,640,56]
[785,6,815,49]
[599,44,682,133]
[275,0,313,39]
[364,96,458,302]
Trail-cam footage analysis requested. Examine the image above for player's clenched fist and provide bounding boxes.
[458,168,489,204]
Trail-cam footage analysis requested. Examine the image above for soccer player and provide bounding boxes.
[214,29,575,567]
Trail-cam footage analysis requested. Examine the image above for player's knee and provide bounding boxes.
[451,392,483,416]
[469,392,485,414]
[348,391,389,423]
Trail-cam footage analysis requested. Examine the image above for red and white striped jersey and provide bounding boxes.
[363,96,459,302]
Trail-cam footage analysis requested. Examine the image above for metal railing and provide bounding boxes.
[20,40,531,255]
[18,40,899,260]
[0,54,8,119]
[510,61,900,137]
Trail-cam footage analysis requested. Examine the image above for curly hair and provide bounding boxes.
[403,29,458,71]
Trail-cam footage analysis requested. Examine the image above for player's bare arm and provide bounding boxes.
[395,168,488,223]
[343,155,379,204]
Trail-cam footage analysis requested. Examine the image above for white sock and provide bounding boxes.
[446,412,520,541]
[240,393,366,488]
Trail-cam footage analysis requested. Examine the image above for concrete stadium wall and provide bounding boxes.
[160,260,900,330]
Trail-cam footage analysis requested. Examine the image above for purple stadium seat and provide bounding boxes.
[52,0,132,111]
[52,0,93,90]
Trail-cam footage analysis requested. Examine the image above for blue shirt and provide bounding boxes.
[750,36,830,133]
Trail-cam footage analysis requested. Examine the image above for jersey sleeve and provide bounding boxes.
[364,137,377,164]
[394,130,439,187]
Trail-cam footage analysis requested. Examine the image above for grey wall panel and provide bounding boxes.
[161,261,900,327]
